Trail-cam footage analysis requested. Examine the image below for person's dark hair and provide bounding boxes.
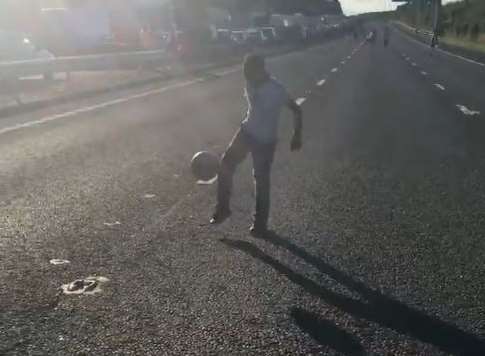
[243,54,267,84]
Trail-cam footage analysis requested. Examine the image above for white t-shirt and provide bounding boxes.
[241,78,290,144]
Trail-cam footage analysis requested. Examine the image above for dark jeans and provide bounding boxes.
[216,128,276,228]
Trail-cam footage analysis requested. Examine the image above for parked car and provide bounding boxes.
[245,29,262,45]
[0,30,55,80]
[0,30,54,62]
[259,27,278,43]
[231,31,248,46]
[215,29,232,44]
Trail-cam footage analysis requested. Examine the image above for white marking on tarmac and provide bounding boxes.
[50,259,70,265]
[456,105,480,116]
[197,176,218,185]
[143,194,156,199]
[0,78,205,136]
[411,62,417,67]
[341,60,346,65]
[213,67,241,76]
[103,221,121,227]
[331,68,338,73]
[317,79,326,86]
[421,71,428,76]
[347,56,351,60]
[61,276,109,295]
[434,83,445,91]
[295,97,307,106]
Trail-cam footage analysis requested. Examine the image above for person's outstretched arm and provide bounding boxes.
[287,98,303,151]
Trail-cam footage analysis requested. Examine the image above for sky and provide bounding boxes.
[340,0,463,16]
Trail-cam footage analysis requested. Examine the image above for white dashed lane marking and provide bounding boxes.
[456,105,481,116]
[331,68,338,73]
[317,79,326,86]
[411,62,417,67]
[295,97,307,106]
[50,259,70,265]
[421,71,428,76]
[398,28,485,68]
[103,221,121,227]
[434,84,445,91]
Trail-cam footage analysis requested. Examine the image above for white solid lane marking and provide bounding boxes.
[317,79,326,86]
[0,78,205,137]
[421,71,428,76]
[295,97,307,106]
[456,105,480,116]
[331,67,338,73]
[434,83,445,90]
[213,67,241,76]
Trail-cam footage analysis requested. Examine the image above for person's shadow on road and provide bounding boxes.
[220,232,485,356]
[290,307,365,355]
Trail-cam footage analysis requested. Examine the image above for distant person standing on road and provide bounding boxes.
[383,25,390,47]
[210,54,303,236]
[431,32,439,49]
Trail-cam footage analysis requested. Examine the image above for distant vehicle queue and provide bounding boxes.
[1,4,352,62]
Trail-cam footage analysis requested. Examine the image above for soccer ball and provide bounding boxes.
[190,151,219,181]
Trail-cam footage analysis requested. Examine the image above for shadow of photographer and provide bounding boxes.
[220,232,485,355]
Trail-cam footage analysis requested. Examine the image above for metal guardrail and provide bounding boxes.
[0,49,173,79]
[394,21,434,38]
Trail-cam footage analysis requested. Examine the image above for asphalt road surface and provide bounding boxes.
[2,26,485,355]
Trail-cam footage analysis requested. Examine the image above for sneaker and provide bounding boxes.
[249,224,269,238]
[210,208,231,224]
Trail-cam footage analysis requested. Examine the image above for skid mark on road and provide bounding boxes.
[456,105,481,117]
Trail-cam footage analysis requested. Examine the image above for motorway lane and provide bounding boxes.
[1,32,485,355]
[391,27,485,121]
